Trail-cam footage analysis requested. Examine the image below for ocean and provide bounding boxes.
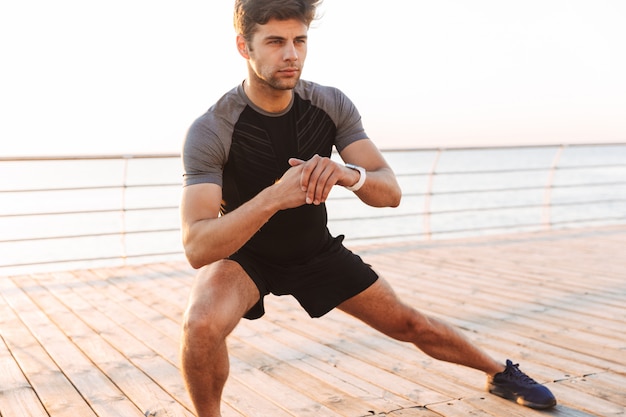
[1,144,625,275]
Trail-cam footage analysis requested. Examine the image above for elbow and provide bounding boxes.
[187,258,205,270]
[389,189,402,208]
[383,169,402,207]
[185,250,203,270]
[184,242,209,270]
[366,185,402,208]
[184,238,226,270]
[387,182,402,208]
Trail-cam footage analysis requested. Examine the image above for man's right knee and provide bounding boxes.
[183,260,258,342]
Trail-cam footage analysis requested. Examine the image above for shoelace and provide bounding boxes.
[505,362,538,385]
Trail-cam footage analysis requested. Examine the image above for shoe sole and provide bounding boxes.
[488,385,557,410]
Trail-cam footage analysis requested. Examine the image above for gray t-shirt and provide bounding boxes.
[182,79,367,264]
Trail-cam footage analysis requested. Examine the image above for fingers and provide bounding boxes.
[288,158,305,167]
[281,155,341,206]
[298,155,340,205]
[273,164,307,210]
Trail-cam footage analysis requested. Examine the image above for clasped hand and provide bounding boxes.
[274,154,354,209]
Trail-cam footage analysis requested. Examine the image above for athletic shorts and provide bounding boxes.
[229,235,379,320]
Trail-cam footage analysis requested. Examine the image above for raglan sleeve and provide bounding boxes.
[331,88,368,152]
[182,112,229,188]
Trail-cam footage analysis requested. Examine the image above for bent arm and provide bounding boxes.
[180,183,276,268]
[181,163,310,269]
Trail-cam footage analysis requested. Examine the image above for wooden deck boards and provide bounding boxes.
[1,225,625,416]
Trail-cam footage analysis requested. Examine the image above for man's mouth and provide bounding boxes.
[279,67,299,75]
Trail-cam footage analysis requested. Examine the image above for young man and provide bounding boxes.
[180,1,557,415]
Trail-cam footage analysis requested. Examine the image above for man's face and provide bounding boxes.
[245,18,308,91]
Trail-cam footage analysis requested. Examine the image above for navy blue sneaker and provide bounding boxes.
[488,360,557,409]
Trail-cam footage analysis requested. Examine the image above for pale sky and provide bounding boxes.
[1,0,625,157]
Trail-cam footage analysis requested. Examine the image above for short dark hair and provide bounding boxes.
[234,0,322,42]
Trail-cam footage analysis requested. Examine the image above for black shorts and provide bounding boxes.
[229,235,378,320]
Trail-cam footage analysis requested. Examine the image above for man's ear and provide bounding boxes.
[236,35,250,59]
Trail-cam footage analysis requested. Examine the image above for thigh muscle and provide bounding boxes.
[184,260,260,336]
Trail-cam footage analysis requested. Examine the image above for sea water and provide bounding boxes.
[1,144,625,274]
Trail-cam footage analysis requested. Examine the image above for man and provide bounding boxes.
[180,1,557,415]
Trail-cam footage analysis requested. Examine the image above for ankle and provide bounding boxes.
[487,361,507,377]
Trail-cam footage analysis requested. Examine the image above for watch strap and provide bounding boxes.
[344,164,366,192]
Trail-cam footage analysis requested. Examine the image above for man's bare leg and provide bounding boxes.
[338,277,504,376]
[180,260,260,417]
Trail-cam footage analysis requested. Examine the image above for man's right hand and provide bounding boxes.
[271,161,309,210]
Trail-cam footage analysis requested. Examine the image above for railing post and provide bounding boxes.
[424,149,443,240]
[121,156,130,264]
[542,145,565,230]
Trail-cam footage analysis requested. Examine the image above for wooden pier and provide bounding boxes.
[1,225,625,416]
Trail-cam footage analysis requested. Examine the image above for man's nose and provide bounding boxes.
[283,43,299,61]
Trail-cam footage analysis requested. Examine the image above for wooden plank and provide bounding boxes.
[0,278,100,417]
[261,299,487,399]
[384,406,444,416]
[16,273,194,417]
[228,353,345,417]
[3,276,145,416]
[548,380,626,416]
[22,268,191,416]
[235,316,418,411]
[380,266,623,370]
[360,237,626,374]
[221,377,296,417]
[85,267,334,415]
[425,398,502,417]
[556,373,626,409]
[76,266,245,417]
[230,321,408,415]
[0,332,49,417]
[1,225,625,417]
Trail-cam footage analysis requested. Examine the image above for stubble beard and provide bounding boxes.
[253,65,301,92]
[265,73,300,91]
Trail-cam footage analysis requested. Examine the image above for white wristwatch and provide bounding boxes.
[344,163,366,192]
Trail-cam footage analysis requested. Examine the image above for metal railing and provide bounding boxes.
[1,144,625,274]
[0,154,182,273]
[327,143,626,243]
